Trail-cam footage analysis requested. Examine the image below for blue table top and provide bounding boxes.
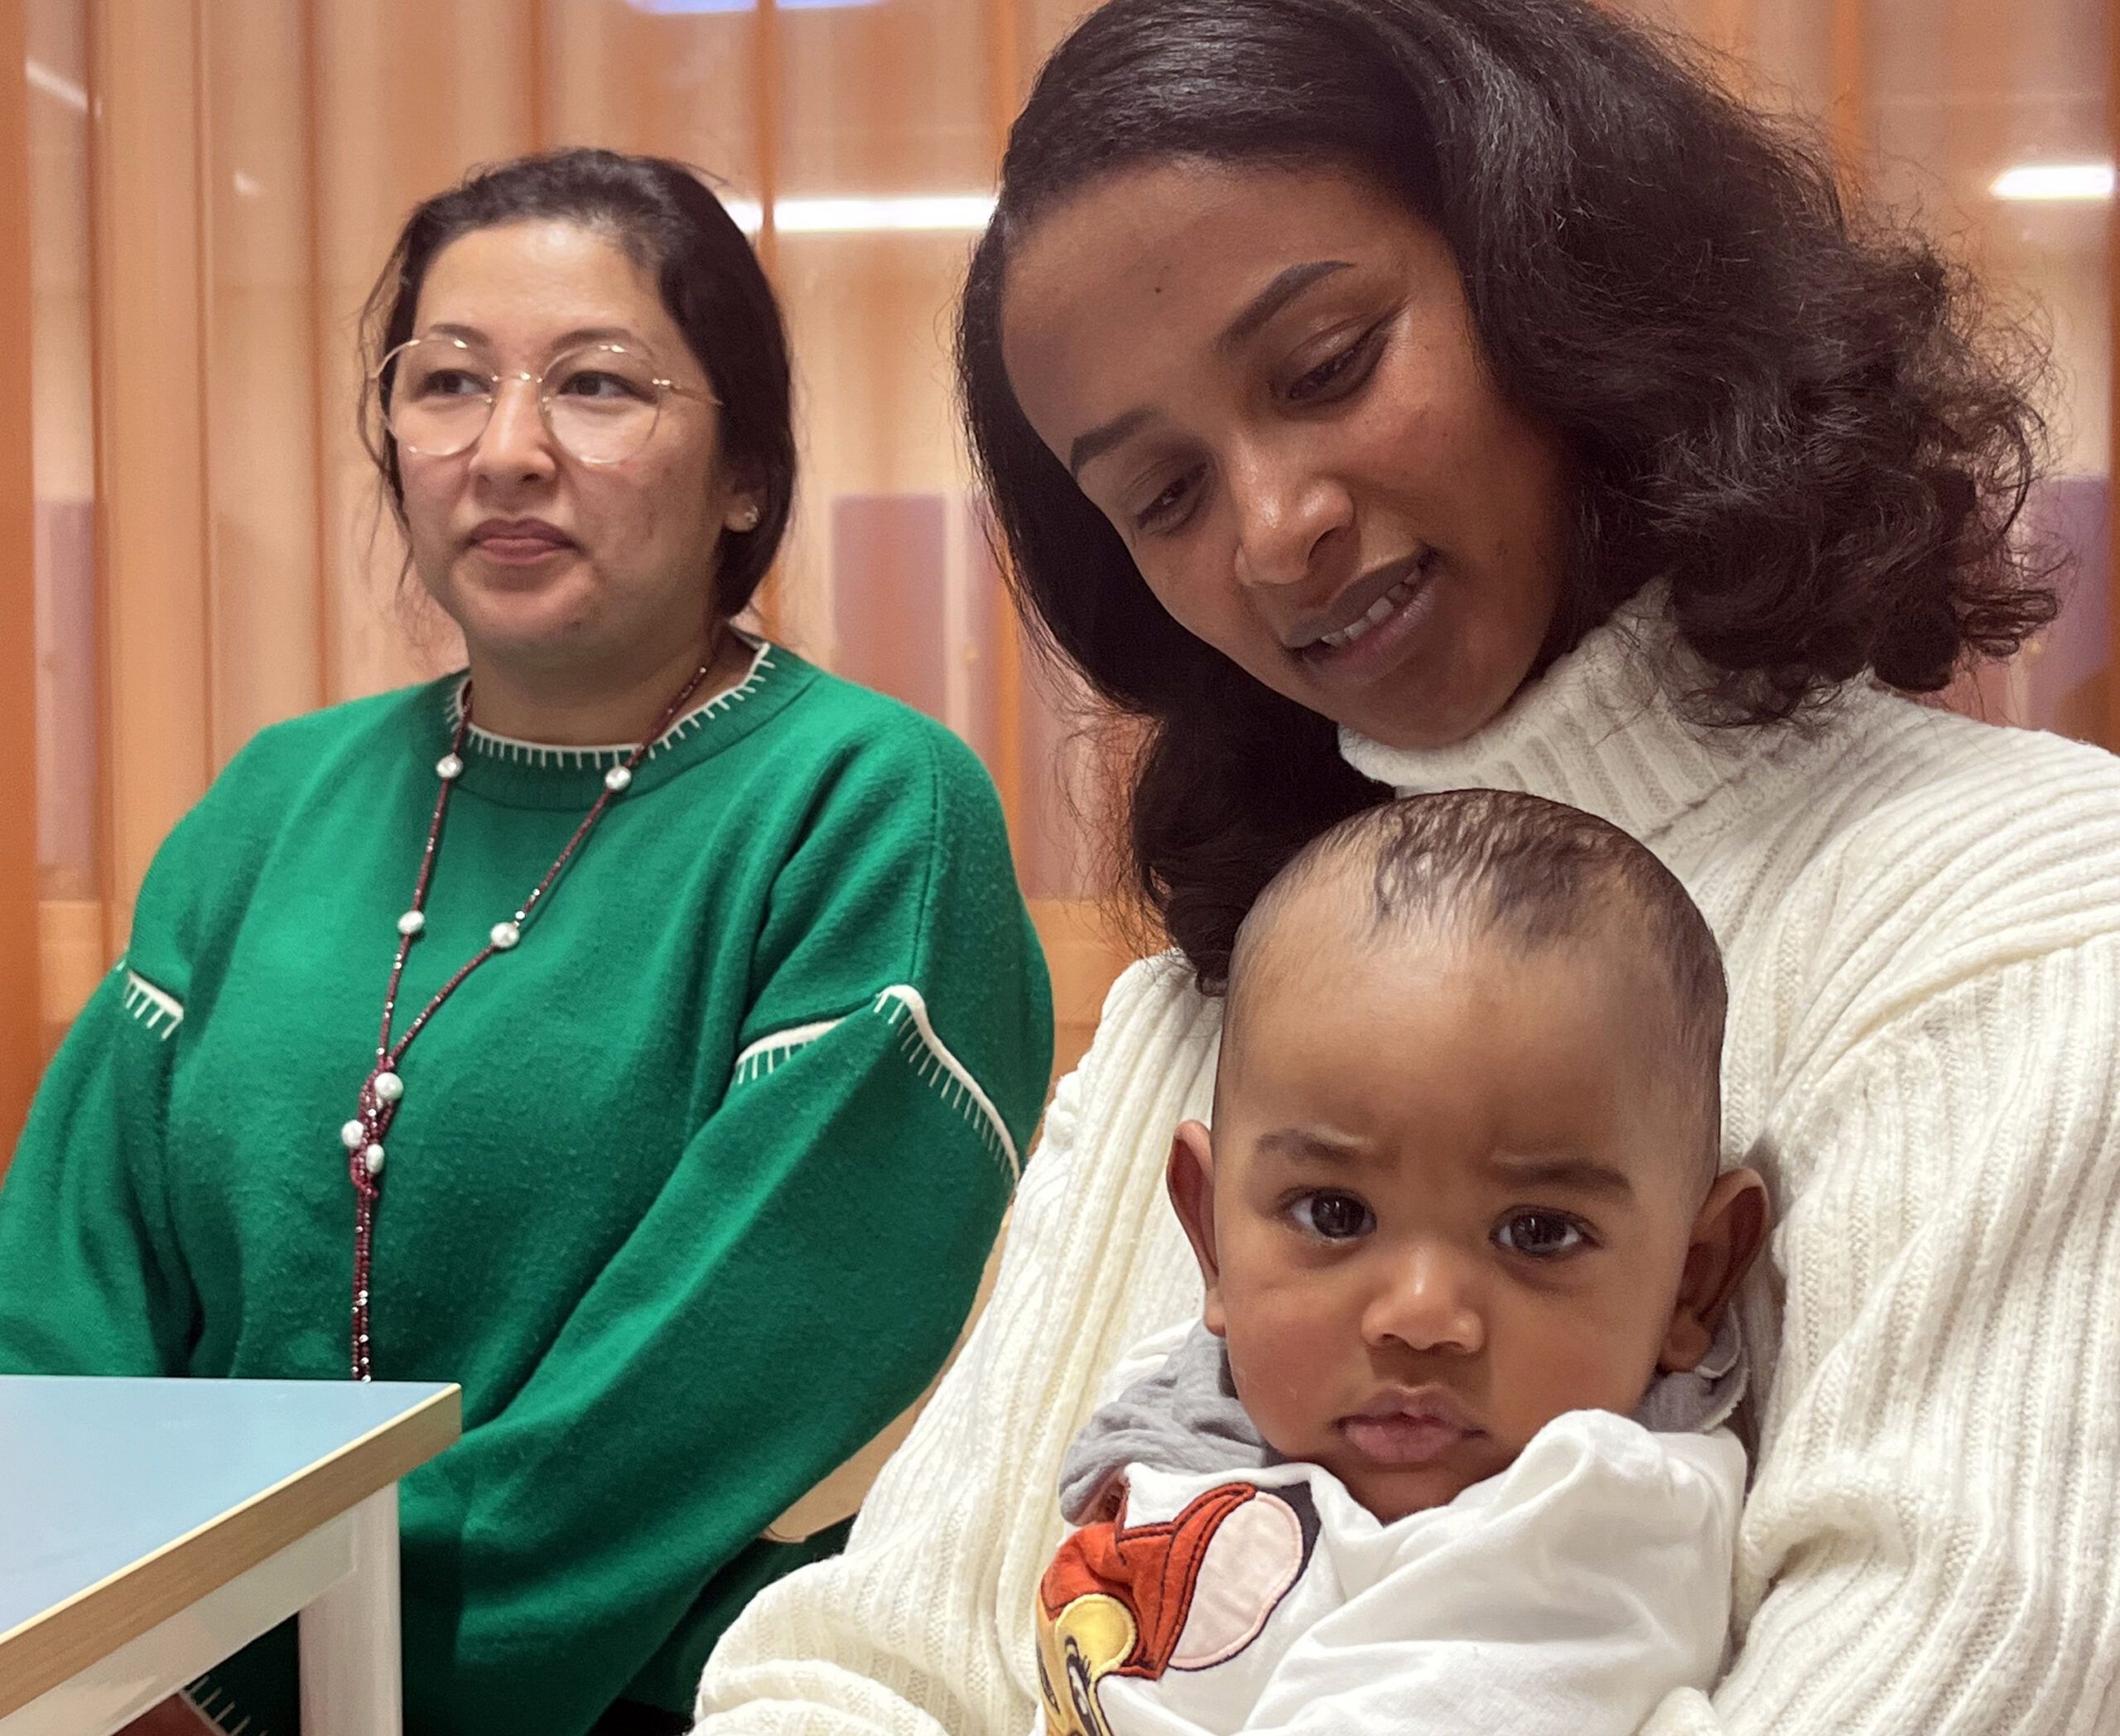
[0,1376,455,1639]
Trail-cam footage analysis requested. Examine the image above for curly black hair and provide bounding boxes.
[956,0,2058,990]
[361,147,794,619]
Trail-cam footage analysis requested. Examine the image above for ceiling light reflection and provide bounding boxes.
[1990,163,2113,201]
[725,195,997,234]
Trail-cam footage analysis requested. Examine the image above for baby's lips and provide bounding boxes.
[1336,1386,1482,1467]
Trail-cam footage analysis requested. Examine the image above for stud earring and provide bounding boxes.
[730,502,761,533]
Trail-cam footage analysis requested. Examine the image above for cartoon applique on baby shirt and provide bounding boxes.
[1035,1478,1321,1736]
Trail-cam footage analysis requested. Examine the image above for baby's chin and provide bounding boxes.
[1332,1457,1491,1523]
[1303,1427,1524,1523]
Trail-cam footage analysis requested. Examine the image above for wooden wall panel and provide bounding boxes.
[89,0,213,948]
[0,0,45,1156]
[832,493,948,716]
[20,0,2103,1107]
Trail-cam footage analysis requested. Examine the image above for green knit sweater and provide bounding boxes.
[0,642,1052,1735]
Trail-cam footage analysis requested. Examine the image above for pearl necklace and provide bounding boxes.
[339,658,716,1381]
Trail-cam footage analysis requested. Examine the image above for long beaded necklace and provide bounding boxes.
[337,657,716,1381]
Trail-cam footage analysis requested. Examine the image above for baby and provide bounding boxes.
[1034,790,1768,1736]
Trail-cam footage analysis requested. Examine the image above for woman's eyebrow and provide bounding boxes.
[1068,406,1158,479]
[419,321,643,351]
[1217,259,1354,351]
[1066,261,1358,478]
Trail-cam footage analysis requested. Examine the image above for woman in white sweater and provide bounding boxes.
[697,1,2120,1731]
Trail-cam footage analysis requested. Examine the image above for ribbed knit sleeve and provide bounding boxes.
[1645,866,2120,1728]
[694,957,1218,1735]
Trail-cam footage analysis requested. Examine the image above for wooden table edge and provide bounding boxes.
[0,1383,461,1718]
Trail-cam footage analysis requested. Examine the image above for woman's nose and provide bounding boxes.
[1361,1246,1485,1357]
[469,376,557,481]
[1227,444,1352,591]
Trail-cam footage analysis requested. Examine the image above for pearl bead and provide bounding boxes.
[490,920,521,950]
[364,1143,386,1176]
[373,1070,404,1104]
[436,752,464,781]
[604,764,634,793]
[340,1119,366,1150]
[397,909,426,937]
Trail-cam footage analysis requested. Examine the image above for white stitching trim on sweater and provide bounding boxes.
[121,967,184,1039]
[731,1016,845,1081]
[874,985,1019,1180]
[450,634,775,769]
[730,986,1019,1180]
[185,1676,266,1736]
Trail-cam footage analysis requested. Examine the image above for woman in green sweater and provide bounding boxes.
[0,148,1051,1736]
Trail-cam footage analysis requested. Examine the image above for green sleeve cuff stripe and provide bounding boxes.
[121,967,185,1039]
[730,985,1021,1181]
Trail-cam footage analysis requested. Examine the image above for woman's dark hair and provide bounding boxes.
[361,147,793,617]
[958,0,2058,989]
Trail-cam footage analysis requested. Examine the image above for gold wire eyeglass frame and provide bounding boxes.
[373,333,719,467]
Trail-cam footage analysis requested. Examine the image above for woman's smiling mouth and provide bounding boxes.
[1294,548,1441,675]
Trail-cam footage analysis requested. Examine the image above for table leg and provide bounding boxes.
[297,1484,401,1736]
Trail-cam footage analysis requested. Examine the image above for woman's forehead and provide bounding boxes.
[413,219,679,360]
[1000,162,1443,440]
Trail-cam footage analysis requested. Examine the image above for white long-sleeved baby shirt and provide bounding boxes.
[1033,1325,1747,1736]
[1037,1422,1742,1736]
[696,601,2120,1735]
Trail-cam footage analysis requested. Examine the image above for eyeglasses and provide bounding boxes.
[373,335,716,467]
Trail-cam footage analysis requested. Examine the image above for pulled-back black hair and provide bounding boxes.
[362,147,794,618]
[957,0,2057,990]
[1230,789,1727,1165]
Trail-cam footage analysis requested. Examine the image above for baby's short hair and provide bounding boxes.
[1227,790,1727,1167]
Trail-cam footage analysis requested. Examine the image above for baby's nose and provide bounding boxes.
[1362,1246,1486,1356]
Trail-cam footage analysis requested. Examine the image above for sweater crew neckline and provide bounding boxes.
[440,635,807,809]
[1337,591,1876,841]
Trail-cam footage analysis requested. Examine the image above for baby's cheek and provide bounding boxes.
[1495,1312,1661,1440]
[1223,1298,1342,1451]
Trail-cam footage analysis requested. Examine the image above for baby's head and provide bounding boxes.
[1168,790,1766,1522]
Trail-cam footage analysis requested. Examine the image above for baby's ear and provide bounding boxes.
[1659,1167,1769,1373]
[1166,1121,1228,1336]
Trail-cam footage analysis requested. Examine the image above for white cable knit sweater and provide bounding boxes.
[697,605,2120,1735]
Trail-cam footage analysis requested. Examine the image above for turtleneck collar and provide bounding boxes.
[1337,591,1869,843]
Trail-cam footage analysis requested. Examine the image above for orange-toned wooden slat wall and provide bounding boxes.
[91,0,214,961]
[1828,0,1867,194]
[10,0,2113,1130]
[985,0,1026,850]
[0,0,43,1159]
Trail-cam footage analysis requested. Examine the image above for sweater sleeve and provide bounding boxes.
[394,721,1054,1736]
[0,962,195,1373]
[694,957,1221,1736]
[1642,932,2120,1735]
[0,731,271,1374]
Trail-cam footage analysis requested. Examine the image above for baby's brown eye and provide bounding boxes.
[1495,1211,1587,1258]
[1292,1190,1375,1241]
